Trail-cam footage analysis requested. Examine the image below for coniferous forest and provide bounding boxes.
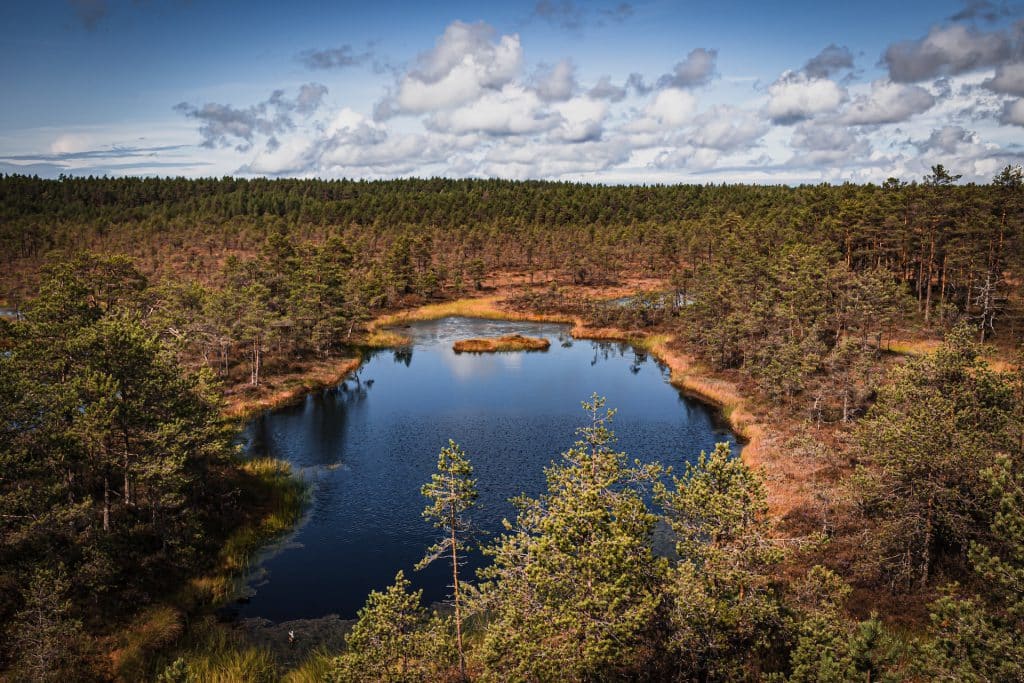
[1,169,1024,681]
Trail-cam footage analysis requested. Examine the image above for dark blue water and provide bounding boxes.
[239,317,737,622]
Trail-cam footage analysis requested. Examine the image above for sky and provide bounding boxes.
[1,0,1023,184]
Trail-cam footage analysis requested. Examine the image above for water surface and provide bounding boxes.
[239,317,737,621]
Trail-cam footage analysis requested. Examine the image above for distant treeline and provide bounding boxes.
[2,171,1021,310]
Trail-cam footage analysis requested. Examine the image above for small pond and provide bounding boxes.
[239,317,737,622]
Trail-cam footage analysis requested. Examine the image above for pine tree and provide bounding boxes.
[852,324,1017,590]
[476,395,665,680]
[655,442,787,680]
[330,571,454,683]
[417,439,478,679]
[8,567,84,683]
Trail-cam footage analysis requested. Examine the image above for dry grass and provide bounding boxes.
[225,357,361,419]
[365,328,412,348]
[884,338,942,356]
[371,295,639,346]
[885,337,1017,371]
[373,296,575,328]
[110,605,186,679]
[453,334,551,353]
[641,336,787,516]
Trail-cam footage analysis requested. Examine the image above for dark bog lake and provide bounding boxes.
[239,317,737,622]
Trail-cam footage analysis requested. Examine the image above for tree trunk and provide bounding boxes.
[921,495,934,588]
[103,476,110,532]
[939,254,947,315]
[450,505,466,680]
[924,235,934,324]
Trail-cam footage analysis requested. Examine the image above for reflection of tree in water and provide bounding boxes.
[559,332,573,348]
[393,347,413,366]
[589,341,632,367]
[630,348,648,375]
[338,370,374,402]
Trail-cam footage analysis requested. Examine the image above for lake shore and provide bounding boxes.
[368,292,792,521]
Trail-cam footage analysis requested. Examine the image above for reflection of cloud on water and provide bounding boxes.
[499,353,524,371]
[442,350,499,381]
[440,346,532,381]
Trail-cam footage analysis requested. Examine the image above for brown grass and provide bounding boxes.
[109,605,185,679]
[453,334,551,353]
[884,336,1017,371]
[372,296,574,328]
[884,338,942,356]
[370,295,638,345]
[224,357,362,419]
[365,329,412,348]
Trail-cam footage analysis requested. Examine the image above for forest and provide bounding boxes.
[0,167,1023,681]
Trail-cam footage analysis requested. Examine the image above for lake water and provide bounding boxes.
[238,317,737,622]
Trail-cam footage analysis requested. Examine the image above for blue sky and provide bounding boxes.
[1,0,1022,182]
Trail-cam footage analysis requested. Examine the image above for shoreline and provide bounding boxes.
[224,357,363,421]
[367,294,782,515]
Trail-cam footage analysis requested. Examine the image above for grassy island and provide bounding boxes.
[452,334,551,353]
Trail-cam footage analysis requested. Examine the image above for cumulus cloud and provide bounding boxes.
[626,72,654,96]
[154,12,1024,183]
[883,24,1015,82]
[587,76,627,101]
[640,88,699,128]
[839,80,936,125]
[428,85,558,136]
[765,72,847,124]
[531,59,577,102]
[241,108,461,177]
[175,84,328,151]
[1002,98,1024,124]
[803,44,855,79]
[480,137,632,178]
[786,121,873,167]
[378,21,522,117]
[585,73,654,101]
[651,146,722,171]
[913,125,977,153]
[688,106,768,150]
[298,45,371,70]
[948,0,1018,23]
[657,48,719,89]
[283,83,329,114]
[984,62,1024,94]
[550,97,609,142]
[790,121,863,152]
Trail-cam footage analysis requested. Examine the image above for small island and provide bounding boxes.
[452,334,551,354]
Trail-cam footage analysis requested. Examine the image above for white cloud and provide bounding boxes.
[532,59,577,102]
[765,72,847,123]
[839,80,935,125]
[657,48,718,88]
[883,24,1013,83]
[688,106,768,150]
[640,88,699,129]
[386,21,522,115]
[429,85,558,136]
[550,96,609,142]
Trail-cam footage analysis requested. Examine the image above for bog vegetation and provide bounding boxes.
[0,166,1023,680]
